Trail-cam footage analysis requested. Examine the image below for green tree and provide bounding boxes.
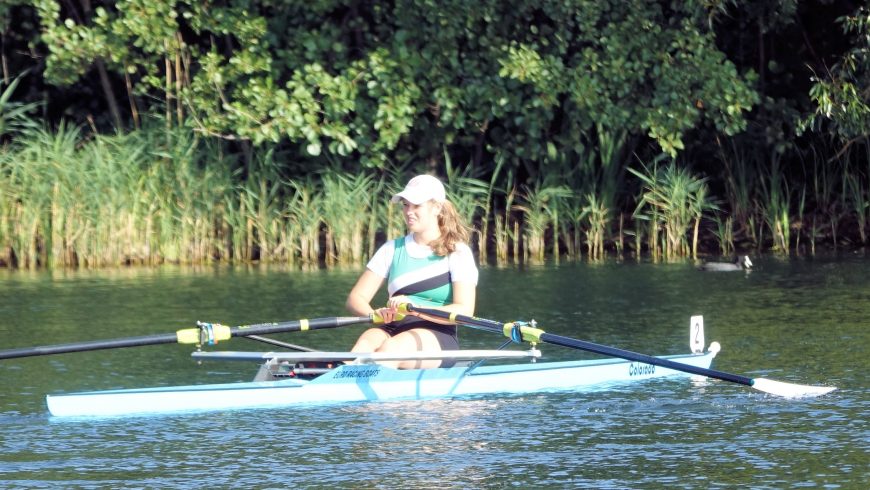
[804,5,870,151]
[32,0,759,168]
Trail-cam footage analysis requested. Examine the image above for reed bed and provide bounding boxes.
[3,122,870,270]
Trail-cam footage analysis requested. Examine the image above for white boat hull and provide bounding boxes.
[46,350,718,418]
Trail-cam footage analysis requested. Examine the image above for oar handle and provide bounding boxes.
[401,304,521,337]
[228,315,376,338]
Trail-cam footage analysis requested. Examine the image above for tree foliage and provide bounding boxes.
[28,0,758,167]
[804,6,870,147]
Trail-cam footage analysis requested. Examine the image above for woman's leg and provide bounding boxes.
[351,327,391,353]
[377,328,445,369]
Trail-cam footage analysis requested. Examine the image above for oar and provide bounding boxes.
[404,305,836,398]
[0,315,379,360]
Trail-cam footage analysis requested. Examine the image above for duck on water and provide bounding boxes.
[699,255,753,272]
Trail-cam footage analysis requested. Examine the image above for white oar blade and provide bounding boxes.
[752,378,836,397]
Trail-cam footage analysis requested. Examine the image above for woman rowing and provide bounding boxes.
[346,174,478,368]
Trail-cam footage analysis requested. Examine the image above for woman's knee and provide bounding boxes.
[382,329,440,351]
[352,328,390,352]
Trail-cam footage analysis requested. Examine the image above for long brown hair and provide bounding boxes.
[430,200,473,256]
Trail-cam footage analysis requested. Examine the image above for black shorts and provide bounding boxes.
[378,320,459,349]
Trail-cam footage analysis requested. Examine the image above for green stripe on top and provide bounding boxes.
[389,238,452,307]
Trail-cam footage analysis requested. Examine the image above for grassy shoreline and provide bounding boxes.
[2,124,867,269]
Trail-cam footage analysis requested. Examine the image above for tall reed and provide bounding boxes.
[562,194,582,259]
[5,121,82,268]
[493,171,517,265]
[476,156,506,261]
[144,129,233,264]
[758,156,791,253]
[236,150,286,262]
[807,143,842,252]
[581,193,609,261]
[712,216,734,256]
[716,137,757,247]
[285,178,323,265]
[630,158,716,259]
[589,126,627,258]
[320,172,373,265]
[513,181,572,262]
[444,160,488,255]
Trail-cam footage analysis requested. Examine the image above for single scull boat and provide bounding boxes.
[45,344,720,417]
[0,310,836,418]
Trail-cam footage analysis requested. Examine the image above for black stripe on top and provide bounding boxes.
[393,271,451,297]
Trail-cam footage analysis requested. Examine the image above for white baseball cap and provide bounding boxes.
[391,174,447,204]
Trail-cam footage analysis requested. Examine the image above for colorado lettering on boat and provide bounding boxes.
[333,367,381,379]
[629,362,655,376]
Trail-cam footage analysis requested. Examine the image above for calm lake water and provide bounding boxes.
[0,256,867,488]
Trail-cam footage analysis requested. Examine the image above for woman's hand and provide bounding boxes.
[371,296,417,324]
[372,306,398,324]
[386,295,413,310]
[387,295,419,318]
